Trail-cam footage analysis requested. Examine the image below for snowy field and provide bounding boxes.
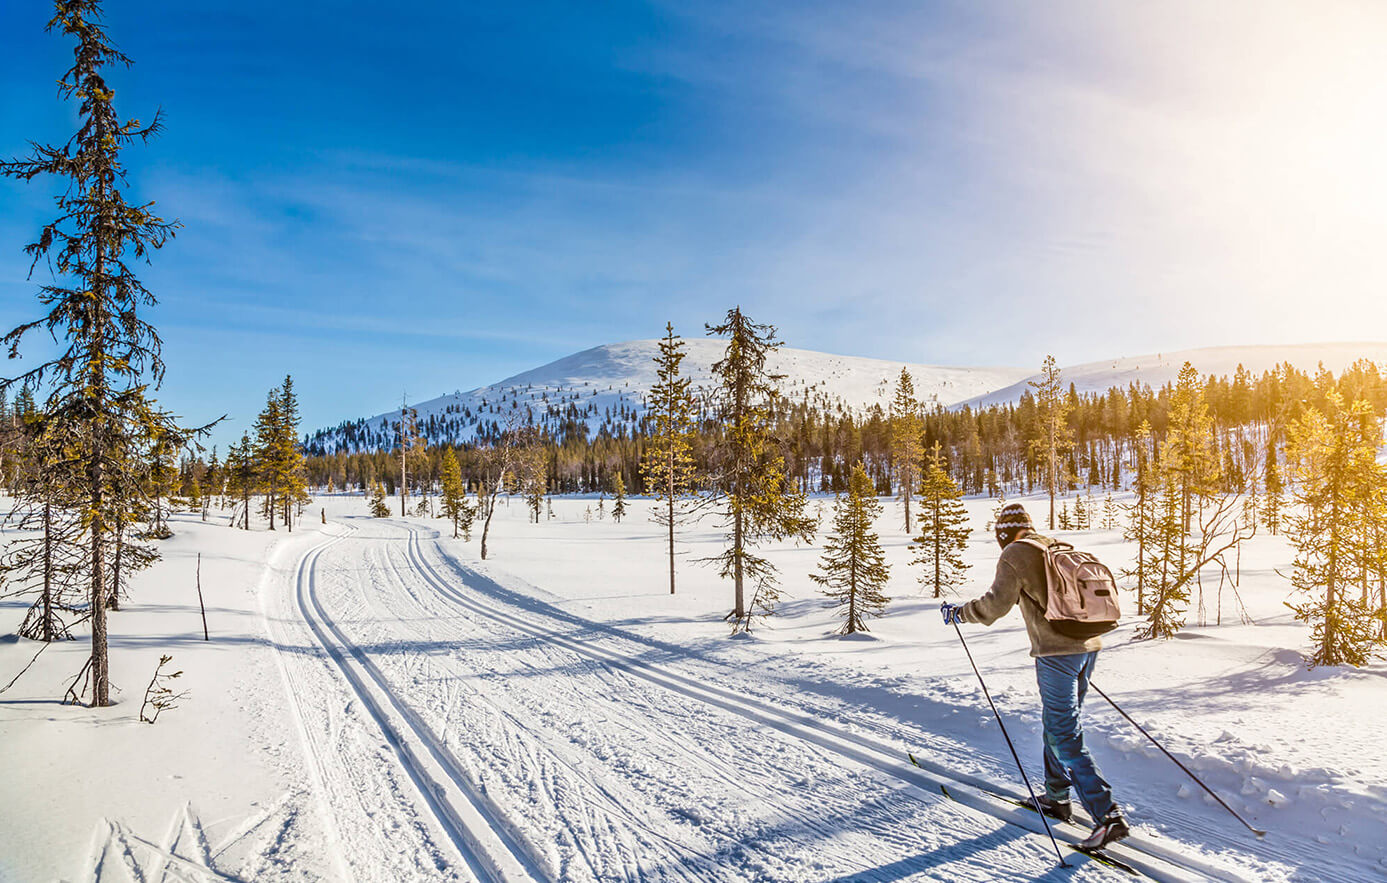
[2,492,1384,882]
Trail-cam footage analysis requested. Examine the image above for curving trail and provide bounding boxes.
[267,518,1256,881]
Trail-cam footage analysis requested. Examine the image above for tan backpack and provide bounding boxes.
[1018,537,1121,638]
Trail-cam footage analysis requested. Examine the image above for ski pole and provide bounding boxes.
[952,621,1070,867]
[1037,657,1267,838]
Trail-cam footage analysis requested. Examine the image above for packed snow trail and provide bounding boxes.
[269,517,1277,881]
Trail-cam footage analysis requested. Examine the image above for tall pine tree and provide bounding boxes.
[703,308,816,632]
[438,446,475,539]
[889,369,924,533]
[640,323,698,594]
[1285,390,1386,667]
[1029,355,1073,530]
[2,0,188,705]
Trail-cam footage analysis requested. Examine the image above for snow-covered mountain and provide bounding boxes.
[959,341,1387,408]
[307,339,1030,451]
[309,340,1387,452]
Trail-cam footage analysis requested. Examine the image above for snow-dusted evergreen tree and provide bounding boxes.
[1058,501,1072,531]
[910,442,971,598]
[1285,390,1386,667]
[889,368,924,533]
[1101,493,1118,530]
[438,447,475,539]
[812,465,890,634]
[1,0,189,705]
[1028,355,1073,530]
[611,472,627,523]
[702,307,816,633]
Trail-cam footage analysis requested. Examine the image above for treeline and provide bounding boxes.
[296,356,1387,509]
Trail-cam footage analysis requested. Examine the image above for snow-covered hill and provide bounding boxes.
[960,341,1387,408]
[308,339,1031,451]
[309,339,1387,452]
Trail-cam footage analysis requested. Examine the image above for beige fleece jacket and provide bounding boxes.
[958,531,1103,658]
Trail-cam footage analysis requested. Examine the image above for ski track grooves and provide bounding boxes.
[292,527,545,883]
[403,525,1251,883]
[370,539,728,880]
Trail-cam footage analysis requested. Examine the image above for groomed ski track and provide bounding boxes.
[269,518,1268,881]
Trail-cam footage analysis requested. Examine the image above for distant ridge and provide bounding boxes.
[959,341,1387,408]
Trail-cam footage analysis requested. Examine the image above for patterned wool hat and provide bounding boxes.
[994,503,1034,544]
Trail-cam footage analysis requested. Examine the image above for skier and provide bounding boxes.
[940,502,1129,850]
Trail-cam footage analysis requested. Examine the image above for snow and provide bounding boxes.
[2,491,1384,881]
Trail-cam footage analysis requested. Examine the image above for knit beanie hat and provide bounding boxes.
[994,502,1034,545]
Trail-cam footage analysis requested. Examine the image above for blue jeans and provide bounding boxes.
[1035,652,1117,821]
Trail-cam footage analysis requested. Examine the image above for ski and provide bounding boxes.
[912,753,1140,877]
[1068,845,1139,876]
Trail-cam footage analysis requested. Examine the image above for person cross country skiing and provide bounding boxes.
[940,502,1129,850]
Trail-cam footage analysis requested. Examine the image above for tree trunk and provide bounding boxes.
[480,483,498,559]
[90,455,109,707]
[41,502,53,643]
[733,506,744,618]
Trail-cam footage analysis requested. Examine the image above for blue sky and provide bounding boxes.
[3,0,1386,449]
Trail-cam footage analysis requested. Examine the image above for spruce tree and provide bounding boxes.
[889,369,924,533]
[2,0,188,705]
[640,323,698,594]
[275,376,309,530]
[254,391,284,529]
[438,447,474,539]
[1164,362,1221,533]
[812,465,890,634]
[1028,355,1073,530]
[910,442,971,598]
[1263,436,1284,536]
[368,480,391,518]
[1122,423,1160,616]
[703,307,816,632]
[1285,391,1385,667]
[611,472,627,523]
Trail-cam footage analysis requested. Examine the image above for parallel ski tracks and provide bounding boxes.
[400,525,1255,883]
[288,527,544,883]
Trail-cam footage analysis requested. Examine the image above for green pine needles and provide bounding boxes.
[1286,390,1387,667]
[910,442,971,598]
[2,0,190,706]
[813,465,890,635]
[702,308,816,633]
[641,323,699,594]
